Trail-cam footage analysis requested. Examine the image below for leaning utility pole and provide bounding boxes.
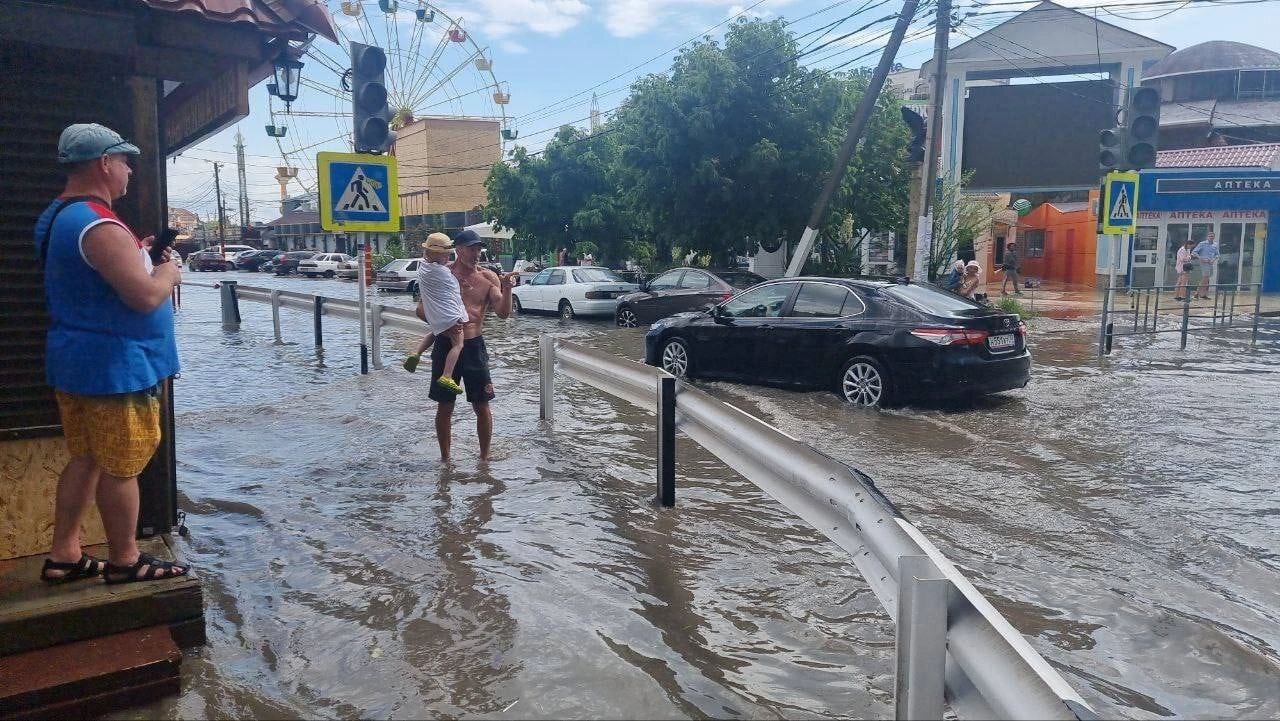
[235,128,250,229]
[785,0,921,277]
[912,0,952,281]
[211,161,226,255]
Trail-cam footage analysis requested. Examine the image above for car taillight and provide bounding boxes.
[910,328,988,346]
[585,291,609,299]
[721,292,734,301]
[1016,321,1028,336]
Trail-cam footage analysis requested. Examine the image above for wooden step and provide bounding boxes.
[0,625,181,719]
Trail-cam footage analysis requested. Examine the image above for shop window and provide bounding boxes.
[1024,229,1045,258]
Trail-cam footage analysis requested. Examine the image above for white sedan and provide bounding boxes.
[513,266,639,320]
[297,253,353,278]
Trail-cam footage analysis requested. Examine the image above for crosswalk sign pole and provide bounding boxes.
[357,231,369,375]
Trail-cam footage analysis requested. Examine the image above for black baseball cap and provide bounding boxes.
[453,229,484,247]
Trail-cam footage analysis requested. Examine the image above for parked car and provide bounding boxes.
[616,267,765,327]
[512,266,639,320]
[219,244,256,264]
[375,258,423,292]
[644,277,1030,408]
[297,253,353,278]
[272,251,316,276]
[235,249,277,271]
[336,254,365,280]
[187,250,229,272]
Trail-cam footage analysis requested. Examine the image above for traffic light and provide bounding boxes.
[1122,86,1160,170]
[1099,127,1123,172]
[350,42,395,154]
[901,107,927,163]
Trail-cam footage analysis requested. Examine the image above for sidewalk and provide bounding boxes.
[981,280,1280,320]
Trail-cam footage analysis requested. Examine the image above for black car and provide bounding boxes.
[273,251,316,275]
[236,249,278,272]
[616,267,765,327]
[644,277,1029,407]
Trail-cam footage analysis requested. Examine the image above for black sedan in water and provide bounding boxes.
[644,277,1029,407]
[616,267,765,327]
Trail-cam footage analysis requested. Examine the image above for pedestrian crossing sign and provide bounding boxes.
[318,152,400,232]
[1102,170,1139,234]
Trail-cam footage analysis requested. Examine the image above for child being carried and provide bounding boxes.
[403,232,467,396]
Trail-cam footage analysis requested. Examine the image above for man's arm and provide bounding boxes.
[484,269,514,318]
[82,223,180,312]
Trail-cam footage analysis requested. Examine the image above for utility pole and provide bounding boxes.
[211,161,226,256]
[235,128,250,229]
[784,0,921,277]
[912,0,952,282]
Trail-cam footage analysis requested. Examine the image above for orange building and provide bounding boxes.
[986,190,1100,288]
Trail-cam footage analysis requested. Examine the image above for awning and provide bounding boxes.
[137,0,338,42]
[464,221,515,241]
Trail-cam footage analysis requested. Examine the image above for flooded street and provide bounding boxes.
[132,272,1278,719]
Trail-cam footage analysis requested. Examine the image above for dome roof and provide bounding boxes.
[1144,41,1280,80]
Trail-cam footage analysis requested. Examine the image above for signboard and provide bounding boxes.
[318,152,400,232]
[1102,171,1139,235]
[161,62,249,156]
[1155,177,1280,194]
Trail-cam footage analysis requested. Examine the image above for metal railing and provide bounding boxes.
[193,281,429,372]
[539,335,1095,721]
[1099,282,1264,355]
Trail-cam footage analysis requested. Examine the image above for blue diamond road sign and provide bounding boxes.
[1102,170,1139,235]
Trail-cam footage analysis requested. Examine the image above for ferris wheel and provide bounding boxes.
[266,0,512,195]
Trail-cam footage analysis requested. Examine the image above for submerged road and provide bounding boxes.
[125,272,1279,719]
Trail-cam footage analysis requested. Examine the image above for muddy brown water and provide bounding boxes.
[118,273,1279,719]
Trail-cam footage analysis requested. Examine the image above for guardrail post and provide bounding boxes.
[1180,293,1191,350]
[270,290,283,343]
[370,304,384,370]
[539,334,554,421]
[1097,285,1111,357]
[656,374,676,507]
[895,555,948,721]
[1252,285,1262,347]
[313,296,324,347]
[219,280,240,330]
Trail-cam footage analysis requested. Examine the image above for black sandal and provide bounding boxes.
[103,553,190,585]
[40,553,106,584]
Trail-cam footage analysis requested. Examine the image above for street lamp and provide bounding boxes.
[268,53,304,112]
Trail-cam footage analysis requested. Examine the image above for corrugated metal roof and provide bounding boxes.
[137,0,337,42]
[1144,41,1280,81]
[1159,100,1215,128]
[1213,99,1280,128]
[1155,143,1280,168]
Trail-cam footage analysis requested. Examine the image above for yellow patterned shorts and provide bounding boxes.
[55,387,161,478]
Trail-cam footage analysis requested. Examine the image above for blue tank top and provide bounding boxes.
[35,199,180,395]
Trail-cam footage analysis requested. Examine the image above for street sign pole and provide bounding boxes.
[357,231,369,375]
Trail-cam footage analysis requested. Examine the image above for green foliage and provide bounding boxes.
[993,295,1038,319]
[928,172,998,281]
[485,17,912,269]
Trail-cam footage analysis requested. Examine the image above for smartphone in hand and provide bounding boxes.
[150,228,179,265]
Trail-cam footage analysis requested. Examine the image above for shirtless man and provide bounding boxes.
[417,229,514,462]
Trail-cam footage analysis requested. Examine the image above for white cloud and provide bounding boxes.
[436,0,590,39]
[500,40,531,54]
[600,0,798,39]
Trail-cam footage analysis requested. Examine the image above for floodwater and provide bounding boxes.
[123,271,1279,719]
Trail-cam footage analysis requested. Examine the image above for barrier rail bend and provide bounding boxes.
[540,335,1095,721]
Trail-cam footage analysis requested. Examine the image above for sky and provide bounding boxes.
[167,0,1280,226]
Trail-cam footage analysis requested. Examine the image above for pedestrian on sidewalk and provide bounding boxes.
[1192,233,1220,299]
[36,123,187,585]
[1174,238,1195,301]
[945,259,965,292]
[958,261,983,299]
[1000,241,1023,295]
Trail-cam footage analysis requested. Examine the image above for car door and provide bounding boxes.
[690,281,799,380]
[519,269,551,308]
[544,269,567,311]
[669,269,725,315]
[637,270,684,321]
[763,282,868,386]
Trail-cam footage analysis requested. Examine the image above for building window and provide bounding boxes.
[1024,229,1045,258]
[1239,70,1265,100]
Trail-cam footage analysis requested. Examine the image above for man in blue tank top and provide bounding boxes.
[34,123,188,585]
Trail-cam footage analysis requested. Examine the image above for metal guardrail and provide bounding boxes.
[1098,282,1263,355]
[540,335,1094,721]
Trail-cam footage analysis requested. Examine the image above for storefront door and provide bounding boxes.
[1159,222,1212,286]
[1132,225,1158,287]
[1241,222,1267,286]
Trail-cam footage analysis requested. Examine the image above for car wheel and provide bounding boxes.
[659,337,692,379]
[617,306,638,327]
[559,300,575,320]
[839,355,889,408]
[325,270,335,278]
[407,281,418,296]
[512,296,522,314]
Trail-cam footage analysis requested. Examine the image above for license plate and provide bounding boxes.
[988,333,1015,350]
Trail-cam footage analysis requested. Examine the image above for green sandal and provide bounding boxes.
[435,376,463,395]
[403,353,421,373]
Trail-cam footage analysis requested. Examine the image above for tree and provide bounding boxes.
[927,172,1000,281]
[485,127,635,265]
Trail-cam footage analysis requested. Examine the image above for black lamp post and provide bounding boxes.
[269,54,304,112]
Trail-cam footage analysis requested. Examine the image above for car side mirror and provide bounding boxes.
[712,305,731,324]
